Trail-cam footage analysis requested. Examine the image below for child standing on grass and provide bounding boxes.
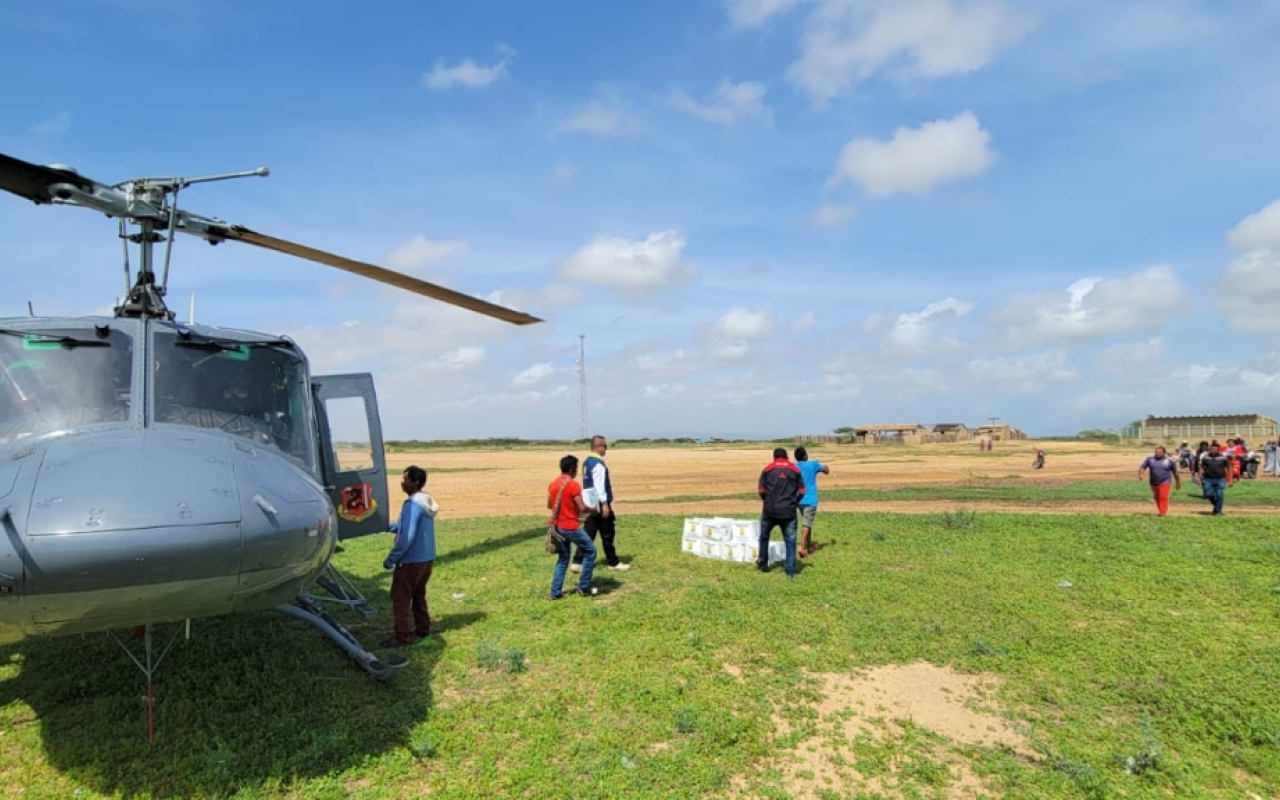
[382,465,439,648]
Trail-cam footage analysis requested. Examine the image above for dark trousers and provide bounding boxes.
[574,509,618,566]
[391,560,433,643]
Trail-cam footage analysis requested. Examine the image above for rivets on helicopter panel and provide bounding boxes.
[10,446,35,461]
[210,488,234,498]
[86,508,104,527]
[34,496,63,510]
[178,501,193,520]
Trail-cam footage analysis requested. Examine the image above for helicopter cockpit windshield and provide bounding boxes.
[153,329,318,470]
[0,325,133,444]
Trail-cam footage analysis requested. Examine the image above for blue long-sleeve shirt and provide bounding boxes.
[385,492,437,568]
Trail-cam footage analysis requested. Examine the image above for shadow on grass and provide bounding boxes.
[0,572,485,798]
[443,525,546,565]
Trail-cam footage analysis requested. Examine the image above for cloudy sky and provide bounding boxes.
[2,0,1280,440]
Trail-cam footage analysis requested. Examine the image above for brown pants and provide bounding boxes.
[391,560,433,643]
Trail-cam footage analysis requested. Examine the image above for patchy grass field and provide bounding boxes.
[3,499,1280,798]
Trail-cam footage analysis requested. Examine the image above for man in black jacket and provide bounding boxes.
[757,448,805,578]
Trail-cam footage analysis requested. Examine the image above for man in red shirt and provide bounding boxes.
[757,448,805,578]
[547,454,599,599]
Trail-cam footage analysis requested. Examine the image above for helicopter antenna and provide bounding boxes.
[188,291,196,325]
[26,301,34,317]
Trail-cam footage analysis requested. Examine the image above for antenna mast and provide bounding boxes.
[577,333,588,440]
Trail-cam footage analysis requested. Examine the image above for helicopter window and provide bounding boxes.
[153,331,317,470]
[0,326,133,443]
[322,396,375,472]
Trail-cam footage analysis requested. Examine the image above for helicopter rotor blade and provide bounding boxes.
[217,226,543,326]
[0,152,95,204]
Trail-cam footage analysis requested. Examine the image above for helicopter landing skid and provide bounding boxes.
[276,596,408,681]
[311,563,377,619]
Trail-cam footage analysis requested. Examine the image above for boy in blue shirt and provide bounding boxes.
[794,447,830,557]
[382,465,439,647]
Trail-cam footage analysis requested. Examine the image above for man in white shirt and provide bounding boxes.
[571,435,630,573]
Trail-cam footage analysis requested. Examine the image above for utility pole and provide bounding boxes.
[577,333,588,441]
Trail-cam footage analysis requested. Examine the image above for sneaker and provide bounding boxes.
[575,586,599,597]
[607,563,631,571]
[549,593,566,600]
[569,563,582,573]
[756,561,769,573]
[380,638,410,649]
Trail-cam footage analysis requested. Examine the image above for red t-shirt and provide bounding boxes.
[547,476,582,529]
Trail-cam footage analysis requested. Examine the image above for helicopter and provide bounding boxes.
[0,152,541,724]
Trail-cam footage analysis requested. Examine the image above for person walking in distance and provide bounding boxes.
[548,454,599,599]
[757,448,805,578]
[1138,445,1180,517]
[793,446,829,557]
[571,435,629,573]
[381,465,439,648]
[1198,441,1233,516]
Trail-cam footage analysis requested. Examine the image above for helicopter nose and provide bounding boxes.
[17,433,248,627]
[27,434,241,536]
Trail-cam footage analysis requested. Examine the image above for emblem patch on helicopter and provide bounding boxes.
[338,483,377,523]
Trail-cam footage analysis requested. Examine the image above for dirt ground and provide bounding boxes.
[371,440,1274,519]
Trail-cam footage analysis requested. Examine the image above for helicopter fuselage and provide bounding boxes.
[0,316,348,644]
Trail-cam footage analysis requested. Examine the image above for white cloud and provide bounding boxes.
[815,203,858,227]
[556,85,630,136]
[828,111,997,196]
[513,362,556,386]
[1226,199,1280,252]
[1216,250,1280,334]
[791,309,818,332]
[440,346,485,368]
[758,0,1035,106]
[725,0,808,28]
[30,111,70,135]
[557,230,693,290]
[382,235,469,273]
[552,162,578,182]
[889,297,973,351]
[716,307,774,339]
[423,48,512,90]
[670,80,774,125]
[1096,337,1166,376]
[990,265,1184,345]
[966,350,1078,392]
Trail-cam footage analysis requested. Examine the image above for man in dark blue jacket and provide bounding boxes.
[382,465,438,647]
[758,448,804,578]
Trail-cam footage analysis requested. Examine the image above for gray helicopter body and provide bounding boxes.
[0,315,389,644]
[0,151,538,688]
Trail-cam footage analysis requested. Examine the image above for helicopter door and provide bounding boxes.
[312,373,391,540]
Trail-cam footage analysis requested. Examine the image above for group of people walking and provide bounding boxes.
[1140,440,1244,517]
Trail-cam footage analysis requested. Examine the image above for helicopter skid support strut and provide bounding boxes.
[276,596,407,681]
[108,622,187,744]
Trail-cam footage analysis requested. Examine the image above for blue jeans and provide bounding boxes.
[1202,478,1226,515]
[758,515,798,576]
[551,526,596,596]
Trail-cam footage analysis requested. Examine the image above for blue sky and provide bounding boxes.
[3,0,1280,440]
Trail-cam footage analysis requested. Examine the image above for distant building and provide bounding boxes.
[972,423,1027,442]
[854,424,930,445]
[1138,414,1278,443]
[932,423,972,442]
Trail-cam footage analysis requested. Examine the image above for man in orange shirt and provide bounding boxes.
[547,454,599,599]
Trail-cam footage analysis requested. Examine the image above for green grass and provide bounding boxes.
[643,479,1280,507]
[3,511,1280,798]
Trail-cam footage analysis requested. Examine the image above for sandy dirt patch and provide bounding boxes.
[732,662,1033,799]
[357,441,1268,519]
